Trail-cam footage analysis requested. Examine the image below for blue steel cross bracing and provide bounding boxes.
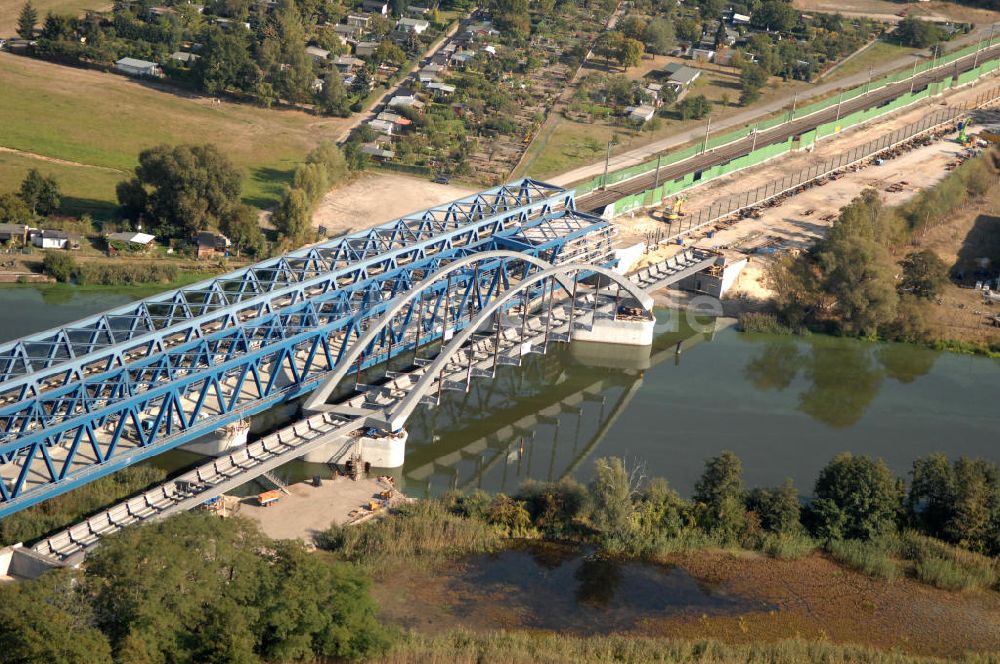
[0,180,609,517]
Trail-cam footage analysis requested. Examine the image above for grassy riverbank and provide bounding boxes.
[377,631,999,664]
[318,452,1000,660]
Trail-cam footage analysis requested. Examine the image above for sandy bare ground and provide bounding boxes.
[312,172,476,236]
[239,477,384,543]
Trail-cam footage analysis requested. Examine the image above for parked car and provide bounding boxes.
[432,175,450,184]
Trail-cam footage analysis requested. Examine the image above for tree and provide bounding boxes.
[899,250,948,299]
[352,65,373,95]
[739,62,768,105]
[116,144,243,238]
[907,453,957,539]
[713,20,727,49]
[272,187,311,241]
[221,204,266,256]
[752,0,799,32]
[0,193,32,225]
[618,14,646,41]
[17,0,37,39]
[746,479,801,534]
[197,26,253,94]
[808,453,902,540]
[619,37,645,71]
[594,31,625,63]
[676,94,712,120]
[403,28,422,55]
[693,451,745,537]
[41,11,74,40]
[317,70,350,116]
[84,512,387,661]
[817,234,899,336]
[0,569,113,664]
[588,457,637,540]
[642,17,675,55]
[376,39,407,65]
[896,16,944,48]
[18,168,61,216]
[42,250,76,283]
[675,17,701,45]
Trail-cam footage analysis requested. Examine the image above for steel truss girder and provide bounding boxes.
[0,179,572,397]
[0,205,607,516]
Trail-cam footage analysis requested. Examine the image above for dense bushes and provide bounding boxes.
[42,254,179,285]
[75,262,178,286]
[0,513,388,663]
[41,250,76,282]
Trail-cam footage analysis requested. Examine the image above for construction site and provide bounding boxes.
[607,72,1000,341]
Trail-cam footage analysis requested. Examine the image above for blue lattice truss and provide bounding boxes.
[0,179,611,517]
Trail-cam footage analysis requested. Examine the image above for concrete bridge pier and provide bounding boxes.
[299,428,408,468]
[570,312,656,347]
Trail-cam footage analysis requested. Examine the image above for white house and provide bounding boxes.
[731,12,751,25]
[346,13,370,28]
[355,41,379,57]
[361,143,395,159]
[627,105,656,124]
[115,57,162,77]
[107,231,155,248]
[169,51,200,65]
[335,55,365,71]
[32,230,73,250]
[334,23,362,39]
[388,94,424,110]
[426,81,455,97]
[306,45,331,61]
[396,17,429,34]
[368,118,396,135]
[362,0,388,15]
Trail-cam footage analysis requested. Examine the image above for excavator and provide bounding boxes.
[665,195,686,222]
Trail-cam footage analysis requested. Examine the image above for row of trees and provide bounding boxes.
[0,513,387,663]
[768,150,997,339]
[322,450,1000,561]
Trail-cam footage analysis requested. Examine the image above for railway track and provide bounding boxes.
[576,42,1000,212]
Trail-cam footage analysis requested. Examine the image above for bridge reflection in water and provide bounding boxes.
[398,315,723,496]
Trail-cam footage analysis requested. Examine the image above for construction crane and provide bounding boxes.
[665,195,686,222]
[957,119,972,147]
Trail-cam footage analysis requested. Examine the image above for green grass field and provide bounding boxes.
[0,53,350,213]
[520,72,805,180]
[824,40,922,82]
[0,0,105,35]
[0,151,121,219]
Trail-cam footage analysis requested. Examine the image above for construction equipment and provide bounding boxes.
[665,196,686,221]
[957,120,970,146]
[257,490,282,507]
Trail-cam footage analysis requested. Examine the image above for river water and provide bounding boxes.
[2,286,998,497]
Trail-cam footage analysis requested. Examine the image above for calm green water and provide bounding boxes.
[1,287,997,497]
[437,541,768,633]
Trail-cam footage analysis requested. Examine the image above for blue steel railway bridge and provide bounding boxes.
[0,179,719,567]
